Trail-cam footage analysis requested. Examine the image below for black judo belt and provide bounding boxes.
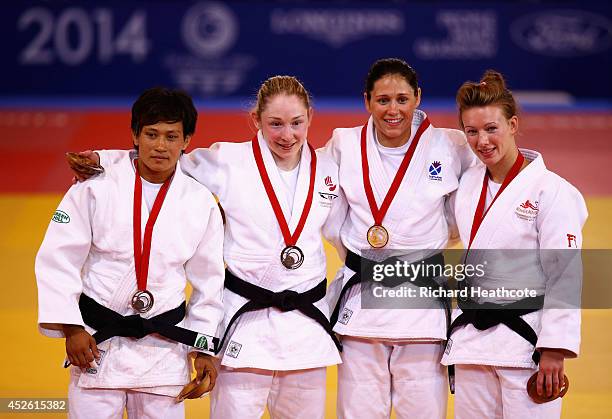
[329,250,450,328]
[218,270,342,353]
[78,294,219,351]
[446,294,545,393]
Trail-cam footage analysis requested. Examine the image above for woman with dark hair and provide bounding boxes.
[36,87,225,418]
[324,58,477,418]
[441,70,586,418]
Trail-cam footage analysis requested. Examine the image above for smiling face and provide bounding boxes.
[252,94,312,170]
[365,74,421,147]
[461,105,518,170]
[133,121,191,183]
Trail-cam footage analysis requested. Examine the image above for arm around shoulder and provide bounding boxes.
[183,191,226,354]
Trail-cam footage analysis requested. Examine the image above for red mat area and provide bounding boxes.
[1,110,610,195]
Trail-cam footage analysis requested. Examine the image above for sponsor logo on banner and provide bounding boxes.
[428,161,442,181]
[52,210,70,223]
[515,200,539,222]
[270,9,405,48]
[226,341,242,358]
[164,2,256,96]
[182,2,237,57]
[414,10,498,59]
[511,10,612,57]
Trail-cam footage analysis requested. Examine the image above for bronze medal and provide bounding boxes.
[280,245,304,270]
[526,372,569,404]
[366,225,389,248]
[131,290,154,313]
[360,119,430,249]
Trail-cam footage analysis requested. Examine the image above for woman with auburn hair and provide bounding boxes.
[68,76,346,419]
[441,70,587,418]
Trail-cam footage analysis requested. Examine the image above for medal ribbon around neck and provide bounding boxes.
[133,159,172,294]
[252,135,316,257]
[361,117,430,229]
[467,151,525,251]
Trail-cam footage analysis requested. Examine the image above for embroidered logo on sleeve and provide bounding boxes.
[226,341,242,358]
[567,234,578,248]
[85,349,106,375]
[194,334,214,352]
[428,161,442,181]
[515,200,539,222]
[338,308,353,325]
[52,210,70,223]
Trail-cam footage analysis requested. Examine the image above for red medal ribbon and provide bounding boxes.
[252,135,317,247]
[361,117,431,226]
[467,152,525,250]
[133,159,173,291]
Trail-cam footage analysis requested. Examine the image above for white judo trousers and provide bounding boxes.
[323,111,478,418]
[442,149,587,418]
[68,372,185,419]
[210,365,327,419]
[454,365,561,419]
[337,337,447,419]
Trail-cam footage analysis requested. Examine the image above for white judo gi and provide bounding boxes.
[441,148,587,418]
[100,132,346,419]
[36,152,225,418]
[323,110,477,419]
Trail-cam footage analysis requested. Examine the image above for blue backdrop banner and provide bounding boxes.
[3,1,612,100]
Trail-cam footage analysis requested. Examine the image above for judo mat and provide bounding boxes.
[1,108,610,418]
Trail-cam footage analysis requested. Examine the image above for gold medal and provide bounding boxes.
[131,290,154,313]
[281,245,304,270]
[366,225,389,248]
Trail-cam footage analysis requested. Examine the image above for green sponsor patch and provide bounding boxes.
[194,334,210,350]
[52,210,70,224]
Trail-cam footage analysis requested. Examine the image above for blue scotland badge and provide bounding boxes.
[428,161,442,182]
